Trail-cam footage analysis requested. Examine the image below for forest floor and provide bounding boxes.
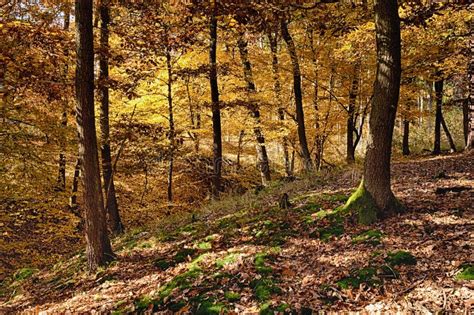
[0,152,473,314]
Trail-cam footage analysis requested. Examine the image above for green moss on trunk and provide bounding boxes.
[342,181,378,225]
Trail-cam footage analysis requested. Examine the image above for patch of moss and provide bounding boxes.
[321,193,349,203]
[224,291,241,302]
[158,268,202,299]
[153,259,171,270]
[254,253,272,274]
[134,296,159,313]
[216,253,239,268]
[456,264,474,280]
[336,267,380,289]
[196,300,226,315]
[168,300,187,312]
[251,278,280,301]
[385,251,416,266]
[342,181,378,225]
[13,267,38,281]
[259,302,290,315]
[174,248,197,264]
[197,241,212,250]
[352,229,383,245]
[317,224,344,242]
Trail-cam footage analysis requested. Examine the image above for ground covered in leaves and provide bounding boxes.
[0,152,473,313]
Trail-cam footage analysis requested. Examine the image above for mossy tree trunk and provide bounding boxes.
[343,0,403,224]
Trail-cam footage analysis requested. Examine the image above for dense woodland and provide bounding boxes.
[1,0,473,313]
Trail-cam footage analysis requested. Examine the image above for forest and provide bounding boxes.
[0,0,473,313]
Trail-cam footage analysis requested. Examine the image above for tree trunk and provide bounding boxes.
[236,130,245,169]
[69,156,81,211]
[166,49,174,206]
[237,32,271,185]
[75,0,114,271]
[268,32,291,176]
[56,6,70,191]
[463,99,469,146]
[99,0,123,235]
[402,119,410,155]
[307,28,323,171]
[467,15,474,151]
[433,80,443,154]
[440,112,456,152]
[281,20,313,171]
[346,63,360,164]
[209,0,222,197]
[343,0,403,224]
[185,77,200,153]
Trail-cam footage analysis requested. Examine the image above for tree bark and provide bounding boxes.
[209,0,222,197]
[433,80,443,154]
[75,0,114,271]
[467,14,474,151]
[402,119,410,156]
[237,32,271,185]
[344,0,402,224]
[346,63,360,164]
[281,20,313,171]
[56,6,70,191]
[166,48,174,206]
[268,32,291,176]
[440,111,456,152]
[99,0,123,235]
[69,156,81,211]
[236,130,245,169]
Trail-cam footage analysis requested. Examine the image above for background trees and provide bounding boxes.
[0,0,471,273]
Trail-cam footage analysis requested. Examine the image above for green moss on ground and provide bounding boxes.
[13,267,38,281]
[254,253,272,274]
[456,264,474,280]
[336,267,380,289]
[385,251,417,266]
[224,291,241,302]
[352,229,384,245]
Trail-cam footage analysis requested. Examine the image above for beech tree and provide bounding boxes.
[343,0,403,224]
[98,0,123,234]
[75,0,114,270]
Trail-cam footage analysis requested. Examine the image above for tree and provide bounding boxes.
[75,0,114,270]
[281,19,313,171]
[467,10,474,151]
[343,0,403,224]
[432,79,457,154]
[209,0,222,197]
[98,0,123,234]
[237,31,271,185]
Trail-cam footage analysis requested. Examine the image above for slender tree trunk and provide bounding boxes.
[75,0,114,271]
[281,20,313,171]
[402,118,410,155]
[69,157,81,211]
[346,63,360,164]
[433,80,443,154]
[57,7,70,191]
[440,112,456,152]
[344,0,403,224]
[268,32,291,176]
[185,77,200,153]
[209,0,222,197]
[236,130,245,169]
[307,28,323,171]
[466,15,474,150]
[166,49,174,206]
[237,32,271,185]
[99,0,122,235]
[463,99,469,146]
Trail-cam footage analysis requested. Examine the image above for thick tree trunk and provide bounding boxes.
[237,32,271,185]
[99,0,122,235]
[433,80,443,154]
[57,7,70,191]
[75,0,114,271]
[166,49,174,206]
[268,32,291,176]
[346,63,360,164]
[402,119,410,156]
[209,0,222,197]
[344,0,403,224]
[281,20,313,171]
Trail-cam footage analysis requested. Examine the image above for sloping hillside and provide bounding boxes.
[1,153,473,314]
